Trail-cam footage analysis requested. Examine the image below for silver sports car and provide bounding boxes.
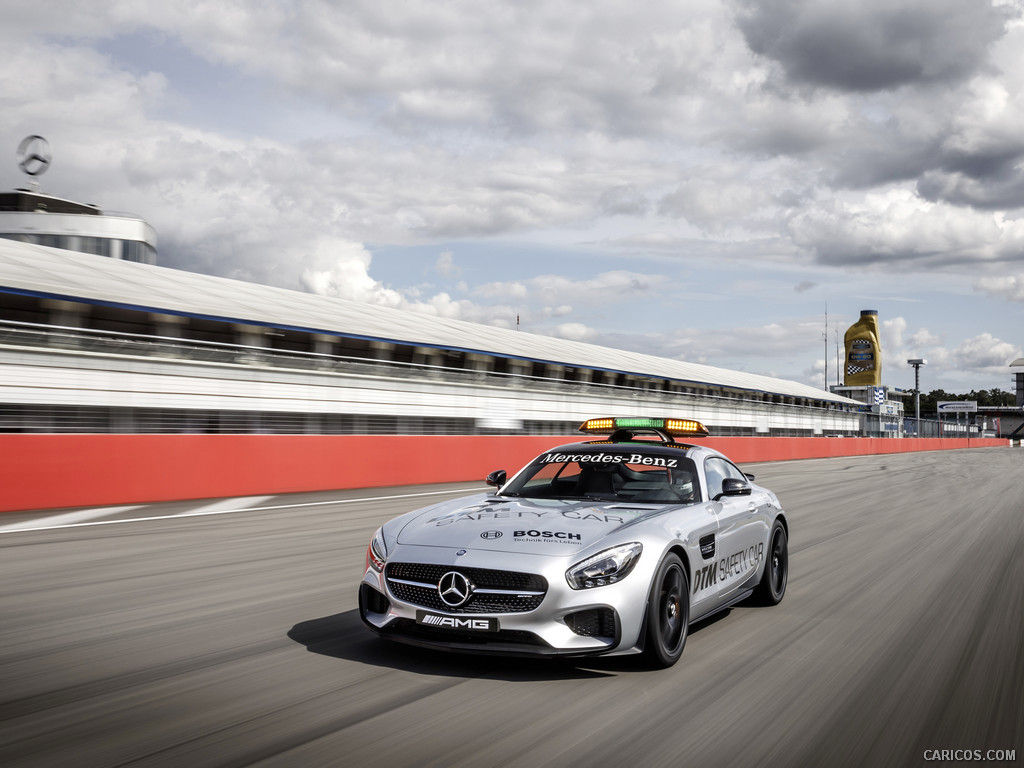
[358,417,789,667]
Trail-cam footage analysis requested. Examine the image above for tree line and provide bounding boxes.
[911,388,1016,415]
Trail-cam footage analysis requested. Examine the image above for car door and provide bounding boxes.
[702,457,767,603]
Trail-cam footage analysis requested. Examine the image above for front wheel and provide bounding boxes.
[753,520,788,606]
[643,553,689,668]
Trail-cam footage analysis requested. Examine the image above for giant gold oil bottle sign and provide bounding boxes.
[844,309,881,386]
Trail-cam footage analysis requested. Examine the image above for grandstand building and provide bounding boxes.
[0,236,863,437]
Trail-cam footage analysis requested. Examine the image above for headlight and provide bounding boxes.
[366,527,387,572]
[566,542,643,589]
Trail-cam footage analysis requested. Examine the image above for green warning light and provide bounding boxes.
[615,418,664,428]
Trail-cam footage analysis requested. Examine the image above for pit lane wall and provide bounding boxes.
[0,434,1009,514]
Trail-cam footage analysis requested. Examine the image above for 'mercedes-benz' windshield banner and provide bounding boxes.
[540,453,678,468]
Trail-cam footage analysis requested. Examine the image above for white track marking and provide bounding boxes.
[0,505,145,533]
[173,495,275,516]
[0,487,480,534]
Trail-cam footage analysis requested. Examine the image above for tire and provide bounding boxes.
[643,553,689,668]
[753,520,788,606]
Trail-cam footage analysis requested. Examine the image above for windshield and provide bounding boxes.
[502,450,700,504]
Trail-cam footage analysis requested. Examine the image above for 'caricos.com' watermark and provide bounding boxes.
[923,750,1016,762]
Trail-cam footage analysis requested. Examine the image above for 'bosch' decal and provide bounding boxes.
[514,530,581,540]
[513,529,584,545]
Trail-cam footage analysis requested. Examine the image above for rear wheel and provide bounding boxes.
[643,553,689,668]
[753,520,788,605]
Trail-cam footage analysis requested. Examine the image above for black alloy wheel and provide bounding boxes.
[753,520,788,606]
[643,553,689,668]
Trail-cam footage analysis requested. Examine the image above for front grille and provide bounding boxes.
[384,619,549,647]
[385,562,547,614]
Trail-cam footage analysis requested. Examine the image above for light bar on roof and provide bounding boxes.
[579,417,710,438]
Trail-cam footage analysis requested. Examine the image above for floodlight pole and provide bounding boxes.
[907,358,926,429]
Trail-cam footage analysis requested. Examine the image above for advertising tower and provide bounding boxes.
[843,309,881,387]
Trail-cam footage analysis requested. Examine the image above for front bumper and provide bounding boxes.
[358,545,651,657]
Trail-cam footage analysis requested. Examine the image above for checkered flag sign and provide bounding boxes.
[847,364,867,375]
[873,387,885,404]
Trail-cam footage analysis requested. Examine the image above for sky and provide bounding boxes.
[2,0,1023,395]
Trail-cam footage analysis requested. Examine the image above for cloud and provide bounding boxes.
[477,270,666,306]
[301,249,521,325]
[598,185,650,217]
[875,316,1021,387]
[881,316,910,351]
[435,251,460,277]
[552,322,599,342]
[919,166,1024,210]
[542,305,574,318]
[950,333,1022,372]
[910,328,942,348]
[787,187,1024,268]
[8,0,1024,285]
[975,273,1024,301]
[657,167,777,234]
[660,319,825,369]
[734,0,1016,93]
[803,357,827,389]
[300,238,401,305]
[794,281,817,293]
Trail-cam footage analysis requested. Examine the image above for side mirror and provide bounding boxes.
[717,477,752,499]
[485,470,507,488]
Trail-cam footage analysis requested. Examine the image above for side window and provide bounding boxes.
[703,458,727,500]
[705,457,749,499]
[722,460,747,483]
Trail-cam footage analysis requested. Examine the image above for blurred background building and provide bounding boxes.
[1,137,1007,439]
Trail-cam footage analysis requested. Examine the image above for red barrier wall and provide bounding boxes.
[0,434,1009,514]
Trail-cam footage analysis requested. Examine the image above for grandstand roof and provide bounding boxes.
[0,240,859,404]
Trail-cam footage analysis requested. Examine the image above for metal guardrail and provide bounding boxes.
[904,418,984,438]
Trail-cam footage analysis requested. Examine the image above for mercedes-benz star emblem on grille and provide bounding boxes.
[480,530,503,539]
[438,571,472,607]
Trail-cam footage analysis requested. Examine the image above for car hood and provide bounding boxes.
[394,493,675,555]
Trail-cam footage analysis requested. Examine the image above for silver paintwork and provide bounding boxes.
[359,439,787,658]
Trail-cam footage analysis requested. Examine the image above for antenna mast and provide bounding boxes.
[822,303,829,391]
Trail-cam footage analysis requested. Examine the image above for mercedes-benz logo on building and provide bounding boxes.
[480,530,503,539]
[17,135,51,177]
[437,571,472,608]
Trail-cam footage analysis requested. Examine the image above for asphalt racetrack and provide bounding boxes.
[1,448,1021,767]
